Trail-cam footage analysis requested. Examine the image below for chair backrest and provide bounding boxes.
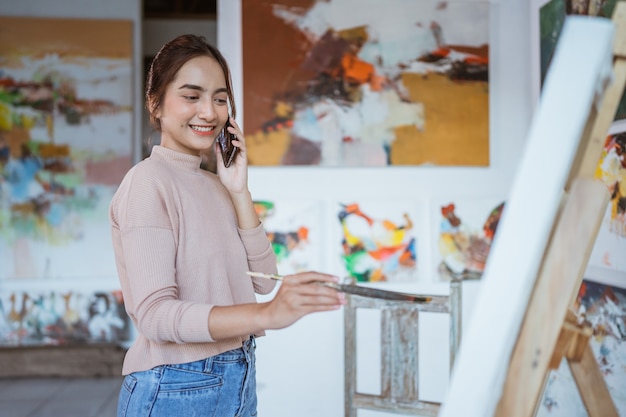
[344,280,462,417]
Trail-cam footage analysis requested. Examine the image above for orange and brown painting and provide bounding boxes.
[242,0,490,166]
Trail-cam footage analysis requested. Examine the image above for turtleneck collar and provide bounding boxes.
[149,145,202,173]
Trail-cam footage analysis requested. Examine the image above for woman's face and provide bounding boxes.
[156,56,229,156]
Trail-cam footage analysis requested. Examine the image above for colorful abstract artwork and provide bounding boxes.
[242,0,490,166]
[588,128,626,275]
[537,0,625,120]
[0,289,130,346]
[254,199,323,275]
[537,279,626,416]
[336,201,419,282]
[597,130,626,239]
[435,198,505,279]
[0,17,133,279]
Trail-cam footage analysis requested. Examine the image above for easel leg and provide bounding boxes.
[568,343,619,417]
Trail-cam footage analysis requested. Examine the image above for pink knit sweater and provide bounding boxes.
[109,145,277,375]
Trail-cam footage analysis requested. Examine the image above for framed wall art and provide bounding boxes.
[0,288,131,347]
[331,199,423,282]
[253,199,325,275]
[0,17,133,281]
[234,0,490,167]
[432,197,506,280]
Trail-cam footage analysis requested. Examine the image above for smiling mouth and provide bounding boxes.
[190,125,215,133]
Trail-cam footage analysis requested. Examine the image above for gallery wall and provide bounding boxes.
[0,0,535,416]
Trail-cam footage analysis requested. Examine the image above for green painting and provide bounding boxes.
[539,0,625,120]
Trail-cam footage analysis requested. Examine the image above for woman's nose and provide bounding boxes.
[198,98,216,120]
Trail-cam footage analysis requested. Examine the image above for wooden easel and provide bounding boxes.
[494,4,626,417]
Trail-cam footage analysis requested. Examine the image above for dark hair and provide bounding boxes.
[146,34,236,131]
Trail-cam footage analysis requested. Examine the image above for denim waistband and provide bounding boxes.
[161,336,256,373]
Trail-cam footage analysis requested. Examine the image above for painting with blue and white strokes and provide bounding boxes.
[0,17,133,280]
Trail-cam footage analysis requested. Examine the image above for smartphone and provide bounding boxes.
[217,118,239,168]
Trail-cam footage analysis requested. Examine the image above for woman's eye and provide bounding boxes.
[183,95,199,101]
[215,98,228,105]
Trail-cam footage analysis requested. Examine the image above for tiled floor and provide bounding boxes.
[0,377,122,417]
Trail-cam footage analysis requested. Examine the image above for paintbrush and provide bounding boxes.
[246,271,432,303]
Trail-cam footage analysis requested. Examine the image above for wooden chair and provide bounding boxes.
[344,278,465,417]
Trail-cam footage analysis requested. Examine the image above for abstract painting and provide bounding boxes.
[434,198,505,279]
[241,0,490,166]
[0,289,130,346]
[335,200,420,282]
[588,126,626,276]
[537,279,626,416]
[0,17,133,280]
[253,199,324,275]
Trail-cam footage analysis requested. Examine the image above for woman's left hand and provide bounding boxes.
[215,117,248,193]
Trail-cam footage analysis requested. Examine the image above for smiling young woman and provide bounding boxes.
[157,56,229,155]
[109,34,345,417]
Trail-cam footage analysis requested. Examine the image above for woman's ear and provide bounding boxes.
[147,97,160,118]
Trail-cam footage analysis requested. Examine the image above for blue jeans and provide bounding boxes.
[117,337,257,417]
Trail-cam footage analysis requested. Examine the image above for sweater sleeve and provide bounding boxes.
[238,223,278,294]
[121,227,215,343]
[112,169,215,344]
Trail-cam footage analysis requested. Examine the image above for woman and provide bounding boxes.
[109,34,344,417]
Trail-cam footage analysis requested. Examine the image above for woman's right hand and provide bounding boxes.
[207,271,346,341]
[261,271,346,330]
